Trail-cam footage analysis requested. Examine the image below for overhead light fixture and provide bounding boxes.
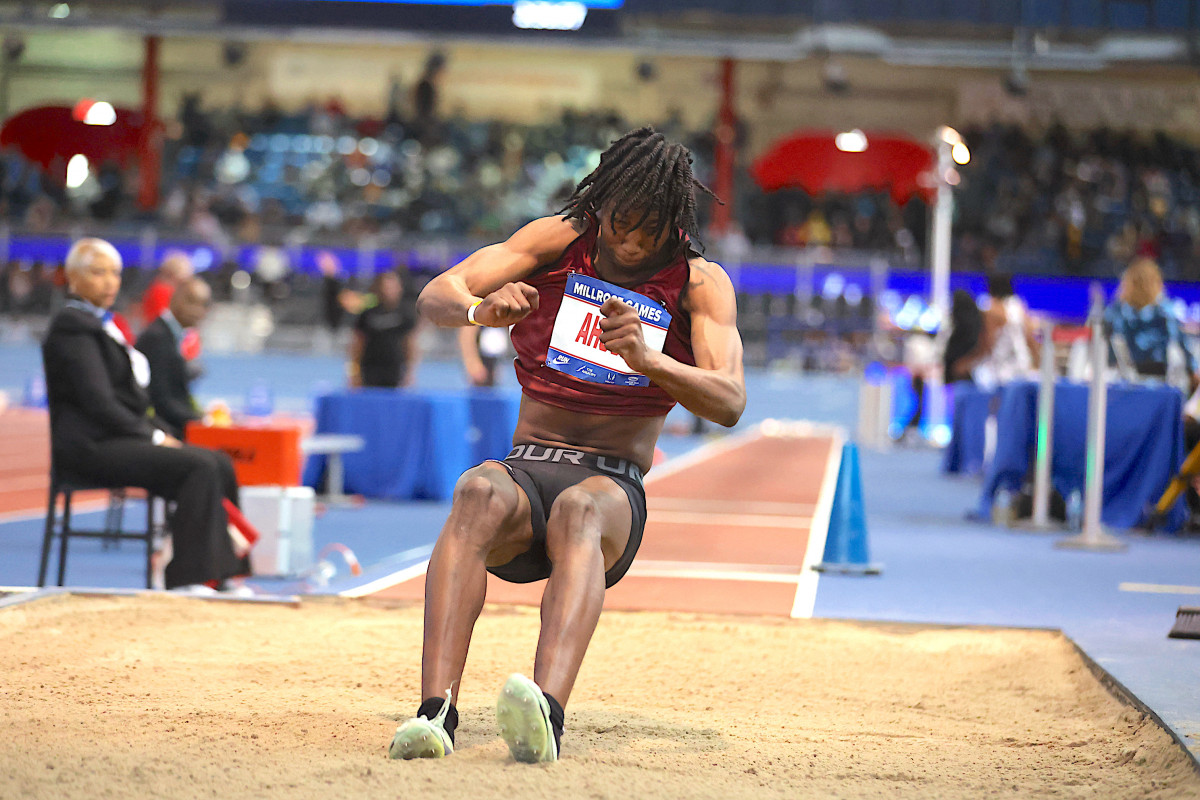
[951,141,970,165]
[835,129,867,153]
[937,125,962,146]
[49,3,70,19]
[512,1,587,30]
[72,99,117,126]
[84,101,116,126]
[66,154,89,189]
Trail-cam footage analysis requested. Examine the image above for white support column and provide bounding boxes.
[1057,298,1127,552]
[926,135,954,441]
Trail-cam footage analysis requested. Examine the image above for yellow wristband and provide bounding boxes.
[467,300,484,326]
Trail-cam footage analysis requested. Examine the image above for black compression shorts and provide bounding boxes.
[486,443,647,588]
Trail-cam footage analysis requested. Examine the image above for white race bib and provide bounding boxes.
[546,273,672,387]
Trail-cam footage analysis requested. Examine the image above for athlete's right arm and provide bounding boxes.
[417,216,581,327]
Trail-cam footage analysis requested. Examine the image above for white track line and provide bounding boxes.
[626,560,803,584]
[790,432,844,619]
[1118,582,1200,595]
[340,559,431,598]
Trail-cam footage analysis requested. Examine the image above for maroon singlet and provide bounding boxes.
[509,220,695,417]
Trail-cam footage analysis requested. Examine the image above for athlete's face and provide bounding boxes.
[597,205,672,273]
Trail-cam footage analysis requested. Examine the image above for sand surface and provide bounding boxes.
[2,593,1197,800]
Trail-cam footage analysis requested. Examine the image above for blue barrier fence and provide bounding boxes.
[11,231,1200,323]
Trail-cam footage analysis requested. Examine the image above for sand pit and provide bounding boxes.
[2,593,1196,800]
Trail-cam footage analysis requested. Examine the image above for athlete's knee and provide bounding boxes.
[449,466,518,529]
[546,487,604,550]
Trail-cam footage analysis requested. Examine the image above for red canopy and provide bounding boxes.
[0,105,143,180]
[750,130,935,205]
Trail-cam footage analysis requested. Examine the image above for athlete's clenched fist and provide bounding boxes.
[599,297,652,373]
[473,282,540,327]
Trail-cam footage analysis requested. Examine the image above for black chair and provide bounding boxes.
[38,468,166,589]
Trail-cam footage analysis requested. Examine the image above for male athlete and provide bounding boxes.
[389,127,746,763]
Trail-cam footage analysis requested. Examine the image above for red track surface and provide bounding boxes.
[368,428,841,617]
[0,409,108,516]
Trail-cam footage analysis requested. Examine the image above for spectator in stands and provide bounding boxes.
[317,250,347,333]
[141,250,194,326]
[136,277,212,439]
[412,51,446,143]
[42,238,247,594]
[348,268,421,388]
[1104,256,1197,380]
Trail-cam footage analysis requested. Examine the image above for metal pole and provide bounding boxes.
[1057,302,1127,552]
[137,35,162,212]
[927,139,953,439]
[1016,318,1060,531]
[711,57,737,236]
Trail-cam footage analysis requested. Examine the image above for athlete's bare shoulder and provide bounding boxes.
[685,255,734,297]
[505,215,587,266]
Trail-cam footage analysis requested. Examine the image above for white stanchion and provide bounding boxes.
[1056,299,1127,552]
[1015,318,1061,532]
[856,378,893,452]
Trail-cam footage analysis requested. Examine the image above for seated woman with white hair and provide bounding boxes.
[41,237,249,594]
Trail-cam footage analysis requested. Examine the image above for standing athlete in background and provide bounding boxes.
[389,127,746,763]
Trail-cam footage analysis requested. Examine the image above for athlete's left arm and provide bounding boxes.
[599,257,746,427]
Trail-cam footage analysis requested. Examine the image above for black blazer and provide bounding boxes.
[136,316,201,439]
[42,303,163,463]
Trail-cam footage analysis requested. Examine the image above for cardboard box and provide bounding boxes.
[241,485,315,577]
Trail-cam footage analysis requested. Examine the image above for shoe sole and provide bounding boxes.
[388,718,449,759]
[496,674,556,763]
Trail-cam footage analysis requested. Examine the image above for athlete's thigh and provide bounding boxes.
[450,461,536,566]
[545,475,632,572]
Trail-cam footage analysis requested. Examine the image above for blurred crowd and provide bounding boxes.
[953,123,1200,280]
[1,84,1199,286]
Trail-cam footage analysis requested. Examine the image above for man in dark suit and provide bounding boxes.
[136,277,210,439]
[42,237,248,594]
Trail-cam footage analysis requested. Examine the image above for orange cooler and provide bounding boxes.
[185,422,303,486]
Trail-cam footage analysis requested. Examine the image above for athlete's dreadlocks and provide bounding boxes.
[560,126,720,254]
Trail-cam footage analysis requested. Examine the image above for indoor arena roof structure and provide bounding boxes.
[0,0,1196,70]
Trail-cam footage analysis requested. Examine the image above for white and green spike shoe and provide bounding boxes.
[496,674,558,763]
[388,692,455,759]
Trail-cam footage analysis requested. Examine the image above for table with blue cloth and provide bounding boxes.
[303,388,522,501]
[941,382,997,476]
[974,380,1186,530]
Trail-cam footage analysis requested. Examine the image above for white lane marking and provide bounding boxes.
[790,433,844,619]
[1118,582,1200,595]
[340,559,431,598]
[627,560,802,584]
